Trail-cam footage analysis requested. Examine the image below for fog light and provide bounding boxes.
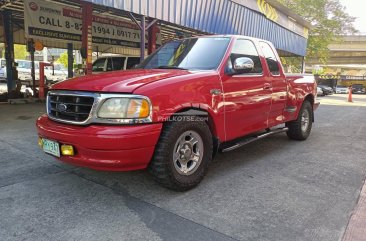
[61,145,74,156]
[38,137,43,148]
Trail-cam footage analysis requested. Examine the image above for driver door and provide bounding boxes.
[221,39,272,141]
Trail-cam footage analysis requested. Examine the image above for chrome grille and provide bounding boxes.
[48,92,95,123]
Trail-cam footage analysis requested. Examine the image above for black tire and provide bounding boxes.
[149,118,213,191]
[286,101,313,140]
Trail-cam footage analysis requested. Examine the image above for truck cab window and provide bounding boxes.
[259,42,280,75]
[126,57,140,69]
[106,58,113,71]
[92,58,106,72]
[112,57,126,70]
[230,39,263,74]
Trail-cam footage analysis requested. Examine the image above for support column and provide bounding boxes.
[81,2,93,75]
[140,15,146,62]
[67,43,73,79]
[148,19,157,55]
[301,56,305,74]
[2,10,15,92]
[43,47,48,62]
[39,62,51,101]
[29,39,36,92]
[129,14,157,63]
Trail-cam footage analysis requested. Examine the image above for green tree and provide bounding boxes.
[14,44,28,59]
[56,51,69,67]
[278,0,357,68]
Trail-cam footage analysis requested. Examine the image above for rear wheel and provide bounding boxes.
[149,118,213,191]
[286,101,313,140]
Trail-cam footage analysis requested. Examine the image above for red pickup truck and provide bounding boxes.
[37,35,319,191]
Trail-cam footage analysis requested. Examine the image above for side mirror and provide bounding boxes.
[233,57,254,74]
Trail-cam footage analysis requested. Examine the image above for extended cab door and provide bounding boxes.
[258,41,287,127]
[221,38,272,141]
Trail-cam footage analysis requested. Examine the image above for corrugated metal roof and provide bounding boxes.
[87,0,308,56]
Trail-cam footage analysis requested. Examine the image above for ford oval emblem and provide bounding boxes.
[57,103,67,112]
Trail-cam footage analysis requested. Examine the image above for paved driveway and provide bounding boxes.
[1,94,366,241]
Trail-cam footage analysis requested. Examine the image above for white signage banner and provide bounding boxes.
[24,0,161,48]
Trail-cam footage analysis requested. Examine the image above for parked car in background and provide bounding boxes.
[318,85,333,95]
[0,58,6,81]
[92,56,140,73]
[45,64,68,84]
[0,59,35,85]
[352,84,366,94]
[317,87,324,96]
[335,85,349,94]
[17,60,59,86]
[0,79,6,94]
[0,59,34,85]
[17,60,41,86]
[0,59,58,87]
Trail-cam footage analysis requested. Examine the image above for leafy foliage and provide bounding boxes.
[56,51,69,67]
[278,0,357,64]
[14,44,28,60]
[280,57,302,73]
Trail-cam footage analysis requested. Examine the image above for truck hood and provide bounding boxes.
[51,69,194,93]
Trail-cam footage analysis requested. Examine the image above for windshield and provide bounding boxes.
[17,61,39,69]
[139,37,231,70]
[17,61,31,69]
[53,64,67,71]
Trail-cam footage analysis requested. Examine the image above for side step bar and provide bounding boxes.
[220,127,289,153]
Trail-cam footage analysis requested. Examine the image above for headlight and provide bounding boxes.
[98,97,150,120]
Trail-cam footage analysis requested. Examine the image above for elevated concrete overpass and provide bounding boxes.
[306,35,366,65]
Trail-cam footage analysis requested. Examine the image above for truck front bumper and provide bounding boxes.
[36,114,162,171]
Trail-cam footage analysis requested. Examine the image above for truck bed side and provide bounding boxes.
[284,74,317,122]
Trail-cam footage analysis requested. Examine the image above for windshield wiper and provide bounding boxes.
[156,65,187,70]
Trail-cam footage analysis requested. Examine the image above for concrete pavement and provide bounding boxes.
[0,94,366,241]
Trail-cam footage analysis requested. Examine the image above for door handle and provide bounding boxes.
[263,83,271,90]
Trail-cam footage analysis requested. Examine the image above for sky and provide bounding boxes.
[339,0,366,33]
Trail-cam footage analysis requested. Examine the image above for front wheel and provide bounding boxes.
[149,118,213,191]
[286,101,313,140]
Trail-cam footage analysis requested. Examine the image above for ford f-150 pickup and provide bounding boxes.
[37,35,319,191]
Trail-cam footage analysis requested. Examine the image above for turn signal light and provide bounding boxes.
[61,145,74,156]
[139,99,150,118]
[38,137,43,148]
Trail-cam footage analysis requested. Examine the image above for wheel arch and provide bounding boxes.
[170,107,221,158]
[304,94,315,122]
